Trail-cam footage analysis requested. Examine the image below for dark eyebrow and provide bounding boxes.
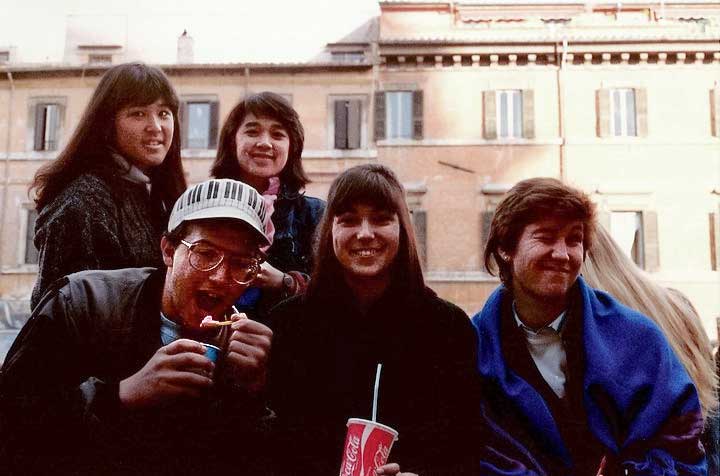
[242,121,261,128]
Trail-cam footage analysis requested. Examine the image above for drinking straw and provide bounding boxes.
[372,363,382,422]
[232,305,241,315]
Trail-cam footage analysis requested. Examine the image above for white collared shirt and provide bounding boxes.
[513,304,568,399]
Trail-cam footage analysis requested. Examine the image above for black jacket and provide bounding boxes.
[267,283,483,475]
[31,172,167,308]
[1,267,271,476]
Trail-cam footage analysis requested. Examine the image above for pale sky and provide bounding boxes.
[0,0,381,64]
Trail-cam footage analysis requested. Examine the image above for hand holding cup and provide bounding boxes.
[118,338,214,409]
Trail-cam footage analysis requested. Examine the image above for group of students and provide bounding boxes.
[0,62,717,475]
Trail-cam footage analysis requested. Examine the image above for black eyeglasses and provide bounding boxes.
[180,239,263,285]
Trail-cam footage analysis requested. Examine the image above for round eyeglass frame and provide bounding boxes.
[179,239,264,285]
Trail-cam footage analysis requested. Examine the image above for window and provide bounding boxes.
[33,102,62,151]
[181,99,219,149]
[374,90,423,141]
[88,54,112,65]
[610,211,644,268]
[331,51,365,62]
[596,88,647,137]
[483,90,534,140]
[386,91,413,139]
[608,210,659,271]
[22,208,39,265]
[497,90,523,139]
[334,99,362,149]
[0,51,9,63]
[611,89,637,136]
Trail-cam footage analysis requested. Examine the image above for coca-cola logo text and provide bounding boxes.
[340,435,361,476]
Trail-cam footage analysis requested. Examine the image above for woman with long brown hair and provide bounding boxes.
[29,62,186,308]
[582,225,719,475]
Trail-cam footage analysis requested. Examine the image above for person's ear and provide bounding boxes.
[160,236,176,267]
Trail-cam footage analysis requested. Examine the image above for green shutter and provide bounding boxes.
[412,90,423,140]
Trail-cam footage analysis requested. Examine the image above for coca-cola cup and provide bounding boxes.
[338,418,399,476]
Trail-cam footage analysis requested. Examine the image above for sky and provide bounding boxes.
[0,0,381,64]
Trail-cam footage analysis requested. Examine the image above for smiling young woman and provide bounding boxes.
[266,164,485,475]
[29,63,186,309]
[210,92,325,321]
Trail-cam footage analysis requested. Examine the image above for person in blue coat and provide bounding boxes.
[472,177,706,475]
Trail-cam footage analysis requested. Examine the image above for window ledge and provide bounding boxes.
[1,265,38,275]
[302,149,378,159]
[378,138,562,147]
[425,270,500,282]
[181,149,216,159]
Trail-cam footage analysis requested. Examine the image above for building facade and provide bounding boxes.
[1,1,719,349]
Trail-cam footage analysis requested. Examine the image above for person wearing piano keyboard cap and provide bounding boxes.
[0,178,275,475]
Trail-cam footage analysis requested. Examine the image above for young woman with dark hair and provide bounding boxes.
[29,62,186,308]
[210,91,324,320]
[266,164,547,476]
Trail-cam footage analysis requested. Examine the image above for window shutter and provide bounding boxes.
[412,209,427,267]
[180,101,188,149]
[374,92,386,141]
[209,101,220,149]
[712,89,718,136]
[412,90,423,140]
[33,103,46,151]
[642,210,659,272]
[334,100,348,149]
[710,212,717,271]
[596,89,611,137]
[522,89,535,139]
[45,104,60,151]
[347,100,361,149]
[635,88,648,137]
[483,91,497,139]
[481,210,494,271]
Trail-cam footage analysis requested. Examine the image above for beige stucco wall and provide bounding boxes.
[1,2,719,341]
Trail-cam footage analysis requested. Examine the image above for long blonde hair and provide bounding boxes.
[582,225,718,419]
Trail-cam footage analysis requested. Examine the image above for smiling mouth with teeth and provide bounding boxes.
[352,249,380,257]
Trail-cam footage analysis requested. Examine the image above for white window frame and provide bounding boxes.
[185,101,213,149]
[386,91,413,140]
[496,90,523,139]
[27,96,66,154]
[610,88,637,137]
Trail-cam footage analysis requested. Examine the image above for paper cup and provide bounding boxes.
[201,343,222,363]
[338,418,398,476]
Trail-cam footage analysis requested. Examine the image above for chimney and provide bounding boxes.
[177,30,194,64]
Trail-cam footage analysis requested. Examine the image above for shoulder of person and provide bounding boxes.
[44,174,117,215]
[60,267,156,318]
[265,293,307,331]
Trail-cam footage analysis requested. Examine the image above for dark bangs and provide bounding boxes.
[329,166,402,217]
[108,63,179,113]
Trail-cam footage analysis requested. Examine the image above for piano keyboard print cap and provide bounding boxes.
[168,179,270,245]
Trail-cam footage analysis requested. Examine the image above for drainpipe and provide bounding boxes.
[556,37,568,180]
[1,67,15,273]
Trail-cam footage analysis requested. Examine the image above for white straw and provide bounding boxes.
[232,305,240,315]
[372,363,382,422]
